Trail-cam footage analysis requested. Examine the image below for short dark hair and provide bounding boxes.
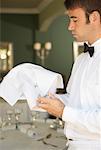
[64,0,101,22]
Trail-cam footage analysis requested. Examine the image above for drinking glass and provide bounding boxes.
[0,117,6,140]
[14,108,22,129]
[31,110,39,128]
[50,117,64,129]
[6,110,13,126]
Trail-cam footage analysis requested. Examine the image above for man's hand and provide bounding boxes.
[37,94,64,118]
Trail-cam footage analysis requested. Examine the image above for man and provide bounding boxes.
[37,0,101,149]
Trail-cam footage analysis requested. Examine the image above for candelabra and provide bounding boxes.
[33,42,52,66]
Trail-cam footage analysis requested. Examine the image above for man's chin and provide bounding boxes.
[74,38,85,42]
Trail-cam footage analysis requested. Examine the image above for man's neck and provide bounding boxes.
[88,35,101,45]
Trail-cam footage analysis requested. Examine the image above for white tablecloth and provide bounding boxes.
[0,122,66,150]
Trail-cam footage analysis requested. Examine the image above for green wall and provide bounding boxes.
[0,14,74,85]
[0,14,38,66]
[36,15,74,84]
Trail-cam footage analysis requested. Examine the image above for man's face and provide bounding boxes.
[66,8,92,42]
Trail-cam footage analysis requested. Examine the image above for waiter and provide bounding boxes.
[37,0,101,149]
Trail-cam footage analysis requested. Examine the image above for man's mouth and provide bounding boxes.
[72,32,76,35]
[72,34,77,37]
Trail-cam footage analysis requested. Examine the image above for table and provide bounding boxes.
[0,122,67,150]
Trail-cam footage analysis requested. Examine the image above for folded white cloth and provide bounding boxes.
[0,63,63,110]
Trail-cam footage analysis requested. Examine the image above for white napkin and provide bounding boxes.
[0,63,64,110]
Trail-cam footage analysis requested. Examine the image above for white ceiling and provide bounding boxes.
[0,0,54,14]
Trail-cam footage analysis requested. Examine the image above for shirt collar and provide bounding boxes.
[91,38,101,47]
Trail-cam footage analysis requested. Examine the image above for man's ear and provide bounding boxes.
[89,11,100,23]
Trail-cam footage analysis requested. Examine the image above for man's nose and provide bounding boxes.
[68,22,75,31]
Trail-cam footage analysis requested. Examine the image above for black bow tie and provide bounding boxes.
[84,43,94,57]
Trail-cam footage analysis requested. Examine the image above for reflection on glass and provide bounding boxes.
[31,110,39,128]
[14,108,22,129]
[0,117,6,140]
[50,117,64,130]
[6,110,13,126]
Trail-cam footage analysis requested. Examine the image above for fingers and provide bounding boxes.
[48,93,56,99]
[38,100,50,111]
[36,96,64,118]
[37,97,49,111]
[37,97,49,104]
[37,96,53,111]
[38,103,47,109]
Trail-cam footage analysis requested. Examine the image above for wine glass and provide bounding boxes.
[31,110,39,128]
[14,108,22,129]
[0,117,6,140]
[6,110,13,126]
[49,117,59,130]
[49,117,64,130]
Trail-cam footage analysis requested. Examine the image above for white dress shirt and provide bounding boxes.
[58,38,101,142]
